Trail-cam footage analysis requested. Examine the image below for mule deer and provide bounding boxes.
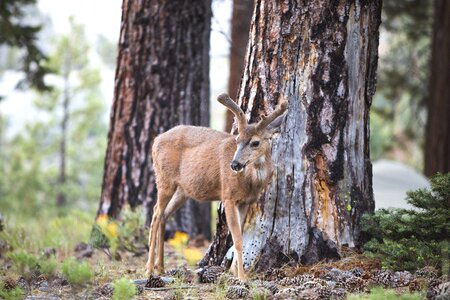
[146,93,288,281]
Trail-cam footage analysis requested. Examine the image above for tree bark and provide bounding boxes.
[202,0,380,270]
[225,0,254,132]
[424,0,450,177]
[96,0,212,240]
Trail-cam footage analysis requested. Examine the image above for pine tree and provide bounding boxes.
[363,172,450,272]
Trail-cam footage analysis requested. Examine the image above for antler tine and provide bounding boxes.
[255,100,288,131]
[217,93,247,131]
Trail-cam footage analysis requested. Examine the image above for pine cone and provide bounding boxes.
[250,286,273,299]
[265,268,286,281]
[392,271,413,288]
[297,288,321,300]
[92,283,113,297]
[372,270,393,287]
[145,274,166,288]
[330,288,347,300]
[316,285,332,299]
[409,277,428,293]
[2,277,17,291]
[341,275,364,293]
[262,280,279,294]
[415,266,439,279]
[321,268,344,282]
[300,280,322,290]
[198,266,224,283]
[349,267,364,277]
[165,267,194,283]
[275,287,301,299]
[226,285,249,299]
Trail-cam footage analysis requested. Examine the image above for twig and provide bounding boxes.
[144,285,199,291]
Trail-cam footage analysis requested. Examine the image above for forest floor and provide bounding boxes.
[0,211,441,299]
[2,242,437,299]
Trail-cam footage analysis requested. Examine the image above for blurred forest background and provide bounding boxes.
[0,0,445,221]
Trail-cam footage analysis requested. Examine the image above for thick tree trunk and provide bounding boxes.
[424,0,450,177]
[225,0,254,132]
[202,0,380,270]
[97,0,212,240]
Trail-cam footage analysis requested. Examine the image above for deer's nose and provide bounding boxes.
[231,161,244,172]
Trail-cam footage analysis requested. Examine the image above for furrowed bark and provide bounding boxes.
[96,0,212,239]
[203,0,380,270]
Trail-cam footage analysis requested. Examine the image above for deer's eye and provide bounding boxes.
[250,141,260,148]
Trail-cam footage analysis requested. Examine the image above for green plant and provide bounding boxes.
[0,286,24,300]
[112,278,137,300]
[7,250,39,279]
[39,257,58,277]
[62,257,93,285]
[348,287,421,300]
[362,172,450,272]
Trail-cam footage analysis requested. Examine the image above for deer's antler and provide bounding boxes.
[255,99,288,131]
[217,93,247,132]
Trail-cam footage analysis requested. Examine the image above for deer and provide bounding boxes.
[146,93,288,281]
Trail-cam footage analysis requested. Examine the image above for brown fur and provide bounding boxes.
[146,94,287,281]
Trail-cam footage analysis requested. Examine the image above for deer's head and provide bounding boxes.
[218,94,288,173]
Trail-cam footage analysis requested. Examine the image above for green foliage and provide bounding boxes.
[39,257,59,277]
[0,0,51,91]
[0,18,107,216]
[6,250,39,279]
[62,257,93,285]
[112,278,137,300]
[363,172,450,272]
[0,286,24,300]
[348,287,421,300]
[6,249,59,278]
[0,210,93,255]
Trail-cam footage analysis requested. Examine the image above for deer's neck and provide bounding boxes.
[244,153,273,196]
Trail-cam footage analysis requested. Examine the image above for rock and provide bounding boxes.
[431,281,450,300]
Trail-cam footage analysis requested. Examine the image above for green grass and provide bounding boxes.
[6,250,39,279]
[62,257,93,285]
[0,210,94,256]
[348,287,422,300]
[112,278,137,300]
[0,286,24,300]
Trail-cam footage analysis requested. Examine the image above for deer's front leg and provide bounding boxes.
[224,202,246,281]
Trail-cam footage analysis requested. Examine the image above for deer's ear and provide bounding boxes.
[265,112,286,136]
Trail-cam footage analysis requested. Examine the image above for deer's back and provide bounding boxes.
[152,125,234,201]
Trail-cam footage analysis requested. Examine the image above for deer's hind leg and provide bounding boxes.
[146,187,174,275]
[156,187,188,274]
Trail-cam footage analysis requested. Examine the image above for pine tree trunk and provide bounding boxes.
[97,0,212,240]
[424,0,450,177]
[225,0,254,132]
[202,0,380,270]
